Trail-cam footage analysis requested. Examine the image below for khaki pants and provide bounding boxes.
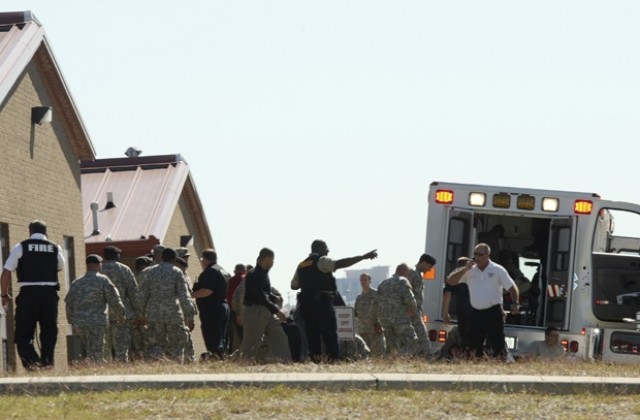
[239,305,291,363]
[357,326,386,356]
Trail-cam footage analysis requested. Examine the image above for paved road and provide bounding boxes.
[1,373,639,395]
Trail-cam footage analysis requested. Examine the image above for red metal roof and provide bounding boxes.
[81,155,212,247]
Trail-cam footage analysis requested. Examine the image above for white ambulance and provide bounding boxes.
[422,181,640,363]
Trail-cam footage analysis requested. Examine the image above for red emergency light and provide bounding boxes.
[570,341,579,353]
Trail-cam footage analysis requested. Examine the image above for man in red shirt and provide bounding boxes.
[226,264,246,353]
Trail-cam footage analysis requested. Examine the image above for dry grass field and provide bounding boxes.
[1,358,639,418]
[1,386,639,419]
[14,356,638,378]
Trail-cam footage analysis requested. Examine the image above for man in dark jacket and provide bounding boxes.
[192,249,229,360]
[291,239,377,362]
[239,248,291,362]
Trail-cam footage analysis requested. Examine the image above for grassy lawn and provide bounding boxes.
[2,359,639,418]
[11,357,639,378]
[1,387,639,419]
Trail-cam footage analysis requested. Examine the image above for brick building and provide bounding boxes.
[0,11,95,372]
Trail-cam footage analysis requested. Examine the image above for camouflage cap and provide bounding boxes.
[176,247,191,258]
[151,244,165,255]
[135,256,153,266]
[135,256,153,269]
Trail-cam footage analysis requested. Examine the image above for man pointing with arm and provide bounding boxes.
[291,239,377,362]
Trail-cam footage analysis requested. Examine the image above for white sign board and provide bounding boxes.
[335,306,355,341]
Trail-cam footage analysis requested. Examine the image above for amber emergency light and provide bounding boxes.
[517,194,535,210]
[574,200,593,215]
[492,193,511,208]
[435,189,454,204]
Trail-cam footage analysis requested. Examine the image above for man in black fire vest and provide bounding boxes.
[291,239,377,362]
[1,220,65,370]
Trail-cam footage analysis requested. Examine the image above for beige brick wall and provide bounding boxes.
[163,194,213,357]
[0,63,87,373]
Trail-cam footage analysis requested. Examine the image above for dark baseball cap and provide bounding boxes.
[86,254,103,264]
[104,245,122,254]
[162,247,177,260]
[104,245,122,258]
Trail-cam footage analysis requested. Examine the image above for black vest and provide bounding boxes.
[297,254,336,296]
[16,238,59,285]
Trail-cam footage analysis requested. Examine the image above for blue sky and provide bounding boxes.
[5,1,640,292]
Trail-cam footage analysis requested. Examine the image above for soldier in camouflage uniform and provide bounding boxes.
[373,263,418,356]
[407,253,436,357]
[138,248,195,362]
[175,254,196,363]
[354,273,385,356]
[132,256,153,359]
[101,246,139,363]
[136,244,165,358]
[65,255,125,363]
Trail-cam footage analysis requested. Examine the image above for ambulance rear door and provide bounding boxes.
[544,216,576,330]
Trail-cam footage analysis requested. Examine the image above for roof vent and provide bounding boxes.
[90,202,100,235]
[125,147,142,158]
[105,192,116,210]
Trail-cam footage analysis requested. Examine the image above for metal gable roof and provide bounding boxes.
[81,155,213,248]
[0,10,95,160]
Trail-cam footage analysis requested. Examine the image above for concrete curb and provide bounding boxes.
[1,373,639,395]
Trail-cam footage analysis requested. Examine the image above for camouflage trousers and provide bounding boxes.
[410,310,431,356]
[75,325,106,363]
[341,334,372,360]
[184,331,195,363]
[381,323,417,356]
[105,320,132,362]
[146,321,189,362]
[131,324,146,360]
[356,325,386,356]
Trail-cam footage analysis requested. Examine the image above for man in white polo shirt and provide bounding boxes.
[446,243,519,359]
